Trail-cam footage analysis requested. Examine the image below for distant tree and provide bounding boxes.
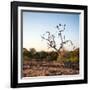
[23,48,30,57]
[27,48,36,59]
[34,52,40,59]
[29,48,36,55]
[23,48,30,60]
[39,51,48,59]
[47,51,58,61]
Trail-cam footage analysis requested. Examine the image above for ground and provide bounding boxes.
[22,60,79,77]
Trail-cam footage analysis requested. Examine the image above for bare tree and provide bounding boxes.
[41,24,75,58]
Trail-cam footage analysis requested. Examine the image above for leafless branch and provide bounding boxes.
[41,24,75,55]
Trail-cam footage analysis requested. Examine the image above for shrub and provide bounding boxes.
[47,51,58,61]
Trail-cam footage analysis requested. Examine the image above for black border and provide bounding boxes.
[11,1,88,88]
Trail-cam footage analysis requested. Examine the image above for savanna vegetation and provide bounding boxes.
[23,48,79,63]
[22,48,79,77]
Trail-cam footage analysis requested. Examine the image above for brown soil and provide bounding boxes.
[22,60,79,77]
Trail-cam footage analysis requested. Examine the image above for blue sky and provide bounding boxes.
[23,11,80,51]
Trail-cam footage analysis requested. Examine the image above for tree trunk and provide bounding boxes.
[57,49,65,62]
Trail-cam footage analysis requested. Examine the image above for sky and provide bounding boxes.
[23,11,80,51]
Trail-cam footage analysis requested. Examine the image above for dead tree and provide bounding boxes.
[41,24,75,58]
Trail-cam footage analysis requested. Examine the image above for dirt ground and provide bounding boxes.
[22,60,79,77]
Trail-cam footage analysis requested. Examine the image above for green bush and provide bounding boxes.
[23,56,30,60]
[46,51,58,61]
[57,48,79,63]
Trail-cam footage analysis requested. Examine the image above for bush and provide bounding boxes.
[34,52,40,59]
[39,51,48,59]
[57,48,79,63]
[47,51,58,61]
[23,56,30,60]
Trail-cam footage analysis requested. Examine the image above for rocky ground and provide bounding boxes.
[22,60,79,77]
